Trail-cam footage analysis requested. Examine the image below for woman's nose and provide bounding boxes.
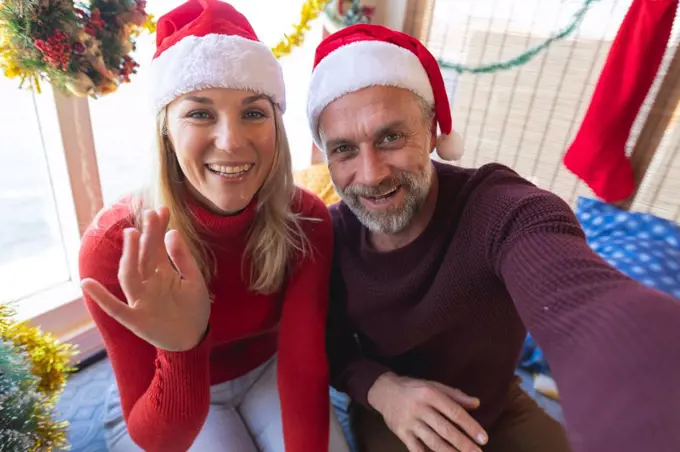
[214,118,247,152]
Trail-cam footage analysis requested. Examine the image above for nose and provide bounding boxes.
[355,146,390,186]
[214,117,247,152]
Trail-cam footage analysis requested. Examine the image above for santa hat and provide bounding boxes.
[307,24,463,161]
[149,0,285,114]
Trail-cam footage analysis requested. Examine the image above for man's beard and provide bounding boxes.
[334,163,433,234]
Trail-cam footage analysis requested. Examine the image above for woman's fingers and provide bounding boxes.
[165,229,202,282]
[157,206,170,229]
[118,228,144,300]
[81,278,138,331]
[139,209,173,278]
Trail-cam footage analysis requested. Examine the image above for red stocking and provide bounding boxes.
[563,0,677,203]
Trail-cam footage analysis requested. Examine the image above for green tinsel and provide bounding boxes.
[323,0,599,76]
[438,0,600,74]
[0,339,41,452]
[0,304,73,452]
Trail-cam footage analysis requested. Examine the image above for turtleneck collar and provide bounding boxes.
[186,195,258,239]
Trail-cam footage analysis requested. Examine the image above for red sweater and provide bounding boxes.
[79,188,333,452]
[328,162,680,452]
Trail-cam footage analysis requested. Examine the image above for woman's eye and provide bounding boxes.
[244,110,265,120]
[188,111,211,120]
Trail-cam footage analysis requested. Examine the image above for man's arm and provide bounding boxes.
[326,260,391,407]
[327,255,489,451]
[483,170,680,452]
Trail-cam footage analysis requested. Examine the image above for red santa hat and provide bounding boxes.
[149,0,285,114]
[307,24,463,161]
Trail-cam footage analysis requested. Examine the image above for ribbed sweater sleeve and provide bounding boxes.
[79,219,212,452]
[326,262,390,407]
[482,169,680,452]
[276,190,334,451]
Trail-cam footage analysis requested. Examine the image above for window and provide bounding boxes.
[0,77,70,302]
[231,0,321,169]
[89,1,181,206]
[1,0,326,362]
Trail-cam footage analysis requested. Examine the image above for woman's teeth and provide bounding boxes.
[207,163,253,177]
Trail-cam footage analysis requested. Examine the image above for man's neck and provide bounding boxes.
[369,170,439,252]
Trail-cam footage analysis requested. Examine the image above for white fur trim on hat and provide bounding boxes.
[150,34,285,113]
[436,130,464,160]
[307,40,434,148]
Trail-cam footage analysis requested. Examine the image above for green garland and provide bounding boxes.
[0,339,69,452]
[438,0,599,74]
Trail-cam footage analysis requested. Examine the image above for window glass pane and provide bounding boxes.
[231,1,320,168]
[0,77,70,302]
[91,0,320,206]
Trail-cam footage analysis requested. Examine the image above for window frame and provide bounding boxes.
[5,1,413,364]
[12,86,105,364]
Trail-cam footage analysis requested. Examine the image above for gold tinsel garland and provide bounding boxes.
[0,303,77,451]
[271,0,331,59]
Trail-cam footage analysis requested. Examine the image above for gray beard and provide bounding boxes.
[335,162,433,234]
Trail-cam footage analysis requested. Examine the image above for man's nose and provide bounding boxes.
[355,147,390,186]
[214,118,246,152]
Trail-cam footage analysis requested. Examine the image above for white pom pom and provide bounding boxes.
[435,131,464,161]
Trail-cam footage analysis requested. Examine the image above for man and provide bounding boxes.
[305,24,680,452]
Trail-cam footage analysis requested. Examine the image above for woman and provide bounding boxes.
[78,1,349,451]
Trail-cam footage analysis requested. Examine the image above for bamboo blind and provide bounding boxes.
[424,0,680,222]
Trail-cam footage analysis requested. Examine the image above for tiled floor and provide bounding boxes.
[55,358,562,452]
[56,359,112,451]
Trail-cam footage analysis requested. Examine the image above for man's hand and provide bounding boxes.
[367,372,488,452]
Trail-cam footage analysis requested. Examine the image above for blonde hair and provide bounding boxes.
[134,102,308,295]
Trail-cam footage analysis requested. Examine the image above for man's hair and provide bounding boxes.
[414,92,435,131]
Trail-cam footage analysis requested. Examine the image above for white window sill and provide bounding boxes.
[12,281,104,364]
[13,281,82,323]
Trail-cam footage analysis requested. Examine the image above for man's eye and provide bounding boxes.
[188,111,211,120]
[383,133,402,143]
[335,145,352,154]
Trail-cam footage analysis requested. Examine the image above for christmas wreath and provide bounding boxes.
[0,0,156,97]
[325,0,375,26]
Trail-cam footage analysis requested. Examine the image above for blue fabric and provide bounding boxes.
[518,197,680,375]
[330,387,358,452]
[518,333,551,376]
[577,197,680,297]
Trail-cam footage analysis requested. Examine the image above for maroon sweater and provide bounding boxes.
[327,162,680,452]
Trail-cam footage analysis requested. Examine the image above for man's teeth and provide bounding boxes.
[208,163,253,175]
[370,187,398,199]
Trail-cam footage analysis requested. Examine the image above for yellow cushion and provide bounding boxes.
[294,164,341,206]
